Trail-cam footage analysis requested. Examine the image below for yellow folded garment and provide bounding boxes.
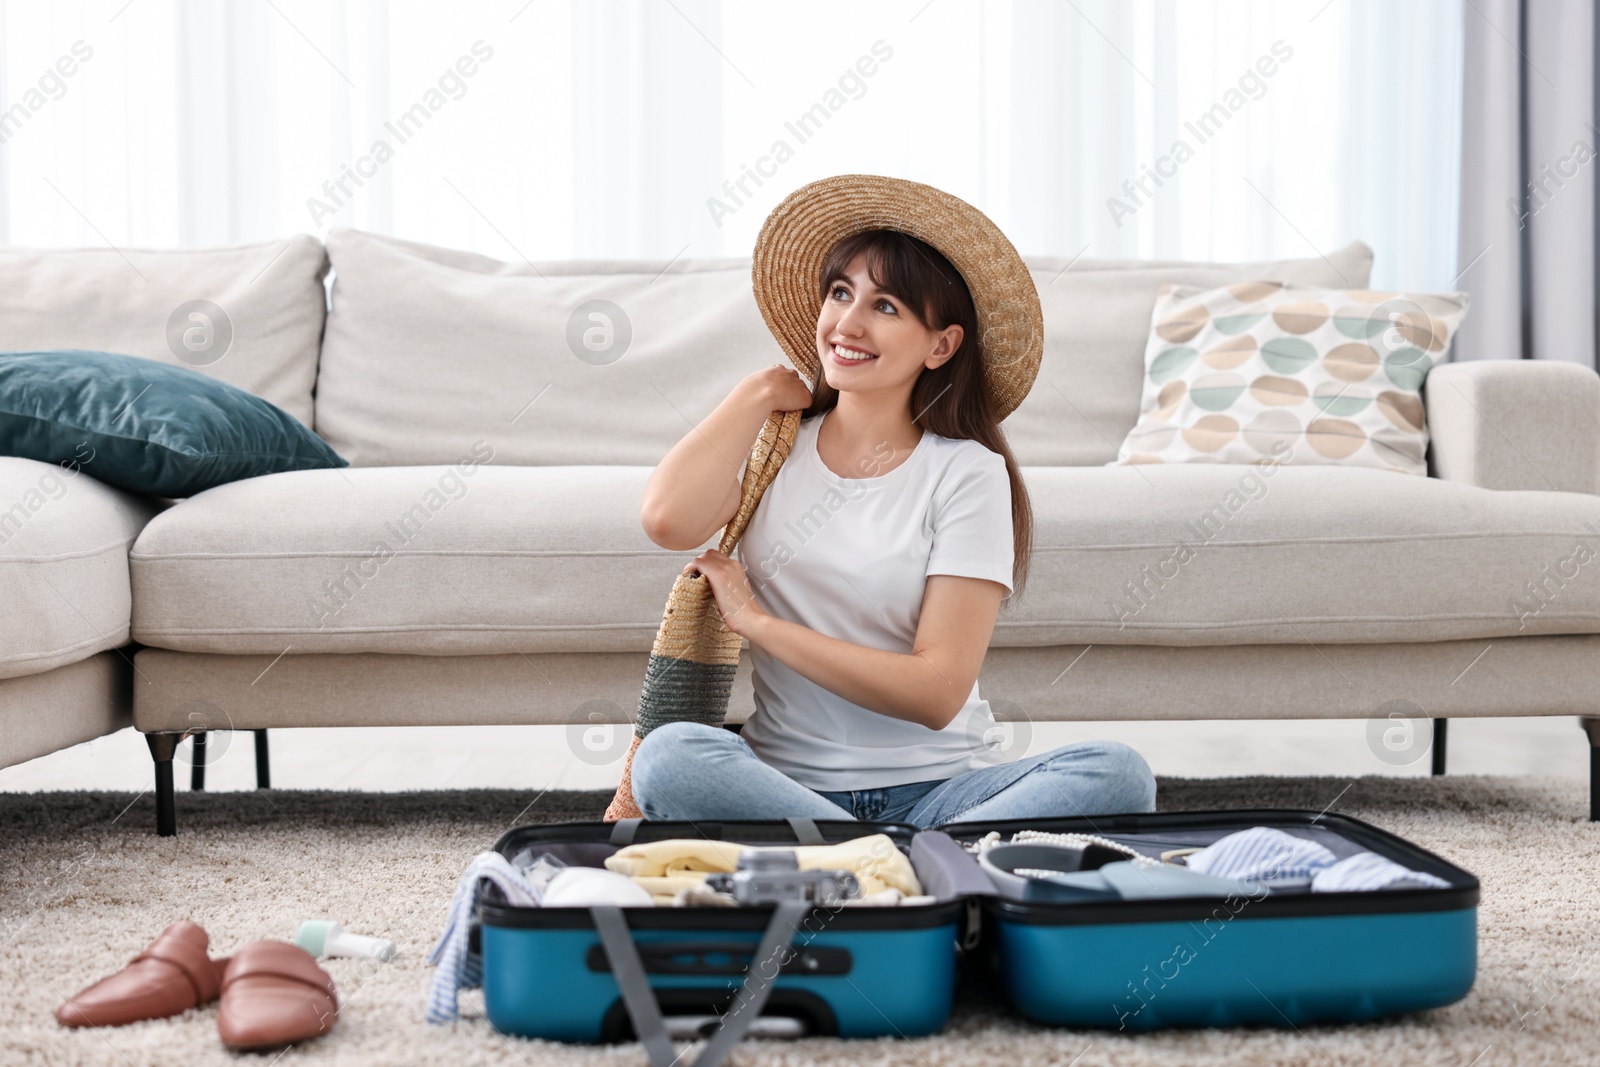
[605,840,744,880]
[634,874,714,902]
[604,833,922,901]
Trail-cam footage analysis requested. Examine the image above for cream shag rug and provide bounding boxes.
[2,774,1596,1066]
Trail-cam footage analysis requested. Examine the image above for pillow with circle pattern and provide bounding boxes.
[1109,281,1471,475]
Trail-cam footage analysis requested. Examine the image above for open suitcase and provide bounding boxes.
[475,815,978,1054]
[944,810,1479,1030]
[473,809,1477,1059]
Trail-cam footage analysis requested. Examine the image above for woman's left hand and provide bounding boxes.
[683,549,766,639]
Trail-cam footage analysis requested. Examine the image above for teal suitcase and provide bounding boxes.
[471,808,1477,1055]
[475,815,988,1055]
[941,808,1478,1030]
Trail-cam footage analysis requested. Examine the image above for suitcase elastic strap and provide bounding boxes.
[591,900,810,1067]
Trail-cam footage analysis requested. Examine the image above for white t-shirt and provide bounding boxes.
[735,408,1014,791]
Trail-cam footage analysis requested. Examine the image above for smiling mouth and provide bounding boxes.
[830,344,878,363]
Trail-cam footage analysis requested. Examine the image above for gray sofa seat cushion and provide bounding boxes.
[0,458,162,680]
[130,463,688,656]
[1013,463,1600,645]
[129,458,1600,655]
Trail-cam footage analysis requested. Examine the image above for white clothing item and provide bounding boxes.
[1310,852,1451,892]
[736,409,1014,791]
[1185,826,1338,884]
[424,851,539,1024]
[540,866,654,907]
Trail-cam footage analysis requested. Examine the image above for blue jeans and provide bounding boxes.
[629,721,1157,827]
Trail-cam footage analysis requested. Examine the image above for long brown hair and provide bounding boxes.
[806,228,1033,606]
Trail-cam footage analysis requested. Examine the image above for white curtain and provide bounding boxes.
[0,0,1462,290]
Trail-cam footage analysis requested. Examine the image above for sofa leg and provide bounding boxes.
[1430,718,1448,776]
[1582,719,1600,822]
[190,732,208,792]
[255,730,271,790]
[145,732,184,838]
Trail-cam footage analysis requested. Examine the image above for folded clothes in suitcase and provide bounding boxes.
[468,808,1477,1057]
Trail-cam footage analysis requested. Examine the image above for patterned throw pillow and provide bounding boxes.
[1110,282,1471,475]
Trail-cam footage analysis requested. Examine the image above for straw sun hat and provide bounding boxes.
[602,175,1041,823]
[751,172,1045,421]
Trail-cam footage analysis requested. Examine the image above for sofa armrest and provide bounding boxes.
[1424,360,1600,494]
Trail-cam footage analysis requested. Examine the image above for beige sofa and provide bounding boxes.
[6,230,1600,836]
[0,235,329,789]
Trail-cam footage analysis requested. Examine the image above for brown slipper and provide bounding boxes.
[216,940,339,1051]
[56,921,226,1028]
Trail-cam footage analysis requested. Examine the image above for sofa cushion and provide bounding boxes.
[1013,463,1600,645]
[0,458,162,680]
[0,235,328,425]
[130,458,686,656]
[1110,282,1471,475]
[313,228,1372,469]
[129,457,1600,654]
[0,349,348,497]
[1007,241,1374,466]
[314,230,787,468]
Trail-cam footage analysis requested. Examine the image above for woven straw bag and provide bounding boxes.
[603,406,803,821]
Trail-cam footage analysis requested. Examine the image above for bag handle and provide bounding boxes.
[717,410,802,555]
[591,899,810,1067]
[590,906,673,1066]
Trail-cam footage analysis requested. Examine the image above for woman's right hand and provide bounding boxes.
[744,363,813,412]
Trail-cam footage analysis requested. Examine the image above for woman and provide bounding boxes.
[631,175,1155,827]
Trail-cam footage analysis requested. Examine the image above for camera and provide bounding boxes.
[703,849,860,907]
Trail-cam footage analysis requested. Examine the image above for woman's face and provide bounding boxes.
[814,251,963,402]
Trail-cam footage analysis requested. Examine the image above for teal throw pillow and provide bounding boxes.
[0,349,349,497]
